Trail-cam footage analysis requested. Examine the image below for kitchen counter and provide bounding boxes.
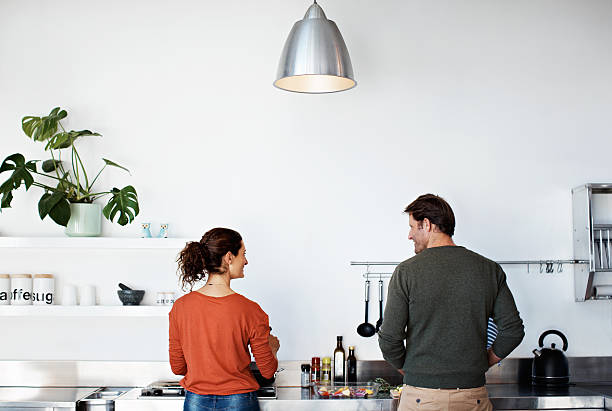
[112,384,612,411]
[0,384,609,410]
[0,387,97,409]
[114,386,393,411]
[488,384,610,409]
[2,359,612,410]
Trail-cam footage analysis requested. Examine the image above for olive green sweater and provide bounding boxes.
[378,246,524,389]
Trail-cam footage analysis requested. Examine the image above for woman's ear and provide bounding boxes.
[224,251,233,266]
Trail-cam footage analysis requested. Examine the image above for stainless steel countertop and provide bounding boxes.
[0,386,97,408]
[487,384,609,409]
[3,384,610,410]
[114,385,612,411]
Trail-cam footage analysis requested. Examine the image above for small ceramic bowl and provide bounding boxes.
[117,290,145,306]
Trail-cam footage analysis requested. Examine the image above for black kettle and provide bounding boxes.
[531,330,570,387]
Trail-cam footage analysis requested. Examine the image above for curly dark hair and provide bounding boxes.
[404,194,455,237]
[176,227,243,290]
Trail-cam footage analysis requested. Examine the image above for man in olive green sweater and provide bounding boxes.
[378,194,524,411]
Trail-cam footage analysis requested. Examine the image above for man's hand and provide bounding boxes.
[268,334,280,357]
[397,369,405,376]
[487,348,502,367]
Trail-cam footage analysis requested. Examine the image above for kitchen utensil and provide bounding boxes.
[532,329,570,387]
[118,283,132,291]
[117,289,145,305]
[249,362,284,386]
[375,279,383,332]
[357,280,376,337]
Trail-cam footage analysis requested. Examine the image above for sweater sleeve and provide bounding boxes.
[491,268,525,359]
[249,310,278,379]
[378,266,408,370]
[168,306,187,376]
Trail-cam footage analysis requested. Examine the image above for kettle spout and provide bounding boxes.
[532,349,541,357]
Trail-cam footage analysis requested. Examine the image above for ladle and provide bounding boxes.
[375,278,383,332]
[357,280,376,337]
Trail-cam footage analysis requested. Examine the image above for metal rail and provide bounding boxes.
[351,259,590,275]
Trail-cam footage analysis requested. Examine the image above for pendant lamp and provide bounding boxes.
[274,1,356,94]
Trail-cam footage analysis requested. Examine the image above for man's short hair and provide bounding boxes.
[404,194,455,237]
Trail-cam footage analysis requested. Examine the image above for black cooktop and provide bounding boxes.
[140,381,276,399]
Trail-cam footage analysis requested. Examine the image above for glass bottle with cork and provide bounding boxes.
[333,336,346,384]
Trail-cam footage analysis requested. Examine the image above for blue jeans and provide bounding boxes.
[184,390,260,411]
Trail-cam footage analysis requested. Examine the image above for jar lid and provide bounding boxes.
[34,274,54,279]
[301,364,311,372]
[0,274,9,278]
[11,274,32,278]
[322,357,331,364]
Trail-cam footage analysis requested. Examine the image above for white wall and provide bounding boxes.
[1,0,611,361]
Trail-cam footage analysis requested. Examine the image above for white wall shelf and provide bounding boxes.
[0,237,191,249]
[0,305,171,317]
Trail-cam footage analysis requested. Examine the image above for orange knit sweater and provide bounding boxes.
[169,292,278,395]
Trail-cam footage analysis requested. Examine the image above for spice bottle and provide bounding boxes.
[301,364,311,387]
[321,356,332,384]
[311,357,321,385]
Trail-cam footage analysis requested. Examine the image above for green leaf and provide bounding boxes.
[38,192,64,219]
[45,130,101,150]
[102,158,131,174]
[42,159,62,173]
[102,185,139,226]
[22,107,67,142]
[0,154,38,210]
[48,197,71,226]
[1,191,13,209]
[0,154,36,189]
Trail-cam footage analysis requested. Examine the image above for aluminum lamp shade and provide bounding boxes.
[274,2,356,94]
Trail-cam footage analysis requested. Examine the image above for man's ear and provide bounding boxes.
[422,218,432,232]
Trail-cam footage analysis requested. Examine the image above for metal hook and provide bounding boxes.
[540,263,544,274]
[546,262,553,273]
[557,262,563,273]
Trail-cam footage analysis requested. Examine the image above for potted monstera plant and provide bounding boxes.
[0,107,139,236]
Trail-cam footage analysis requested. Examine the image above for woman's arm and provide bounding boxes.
[250,317,278,379]
[169,308,187,375]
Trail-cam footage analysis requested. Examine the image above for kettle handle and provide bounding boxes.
[538,329,568,351]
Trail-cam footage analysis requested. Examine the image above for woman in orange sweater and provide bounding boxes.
[170,227,280,411]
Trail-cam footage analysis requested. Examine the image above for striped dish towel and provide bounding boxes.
[486,318,498,349]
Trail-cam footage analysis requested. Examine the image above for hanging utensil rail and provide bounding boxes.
[352,259,589,275]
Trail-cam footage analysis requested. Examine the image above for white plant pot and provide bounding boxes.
[65,203,102,237]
